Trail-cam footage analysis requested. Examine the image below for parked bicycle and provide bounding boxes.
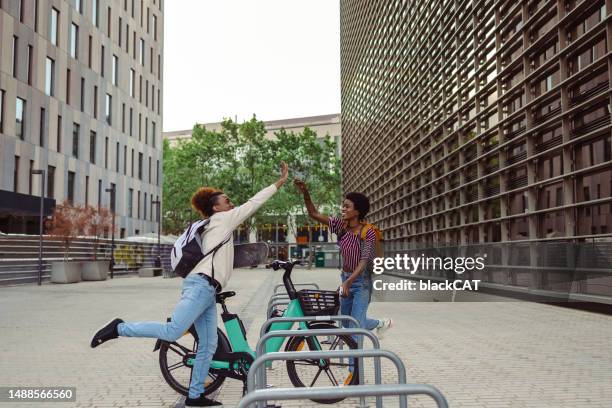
[155,259,360,403]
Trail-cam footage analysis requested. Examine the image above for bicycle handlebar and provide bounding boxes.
[265,259,302,299]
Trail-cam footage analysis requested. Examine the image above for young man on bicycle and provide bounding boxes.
[91,162,289,407]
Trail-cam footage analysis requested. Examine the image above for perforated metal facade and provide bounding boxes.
[340,0,612,245]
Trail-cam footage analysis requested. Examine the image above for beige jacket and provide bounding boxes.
[188,184,277,288]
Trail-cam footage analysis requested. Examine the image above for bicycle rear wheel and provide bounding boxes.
[158,326,229,396]
[285,322,359,404]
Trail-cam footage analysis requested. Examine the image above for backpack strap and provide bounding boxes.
[203,235,231,291]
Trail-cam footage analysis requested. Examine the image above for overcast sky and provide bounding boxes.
[162,0,341,132]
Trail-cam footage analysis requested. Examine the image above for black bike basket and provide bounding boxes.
[297,289,340,316]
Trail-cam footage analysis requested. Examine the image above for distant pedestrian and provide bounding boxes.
[91,162,289,407]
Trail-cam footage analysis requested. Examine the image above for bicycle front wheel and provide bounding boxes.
[285,322,360,404]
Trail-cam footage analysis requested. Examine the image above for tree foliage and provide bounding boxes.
[162,116,341,236]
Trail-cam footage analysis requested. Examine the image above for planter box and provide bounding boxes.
[82,261,110,281]
[138,267,163,277]
[51,262,82,284]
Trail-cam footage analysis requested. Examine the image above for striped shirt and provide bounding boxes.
[328,216,376,273]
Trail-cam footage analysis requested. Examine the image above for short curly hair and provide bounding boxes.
[345,192,370,220]
[191,188,223,218]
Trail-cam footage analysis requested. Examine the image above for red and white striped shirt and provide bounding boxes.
[328,216,376,273]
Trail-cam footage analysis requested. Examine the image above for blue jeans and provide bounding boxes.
[340,271,379,332]
[117,274,218,399]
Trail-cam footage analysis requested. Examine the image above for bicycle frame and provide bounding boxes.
[209,260,325,371]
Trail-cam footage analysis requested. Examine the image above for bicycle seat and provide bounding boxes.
[215,291,235,303]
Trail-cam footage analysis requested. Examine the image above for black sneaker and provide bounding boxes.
[90,318,123,348]
[184,395,223,406]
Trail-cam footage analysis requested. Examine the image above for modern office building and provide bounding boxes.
[0,0,163,237]
[340,0,611,245]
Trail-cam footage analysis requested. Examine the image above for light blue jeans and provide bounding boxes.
[117,274,218,399]
[340,271,379,373]
[340,271,379,332]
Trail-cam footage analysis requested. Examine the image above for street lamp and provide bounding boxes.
[31,169,45,286]
[105,185,116,279]
[151,199,161,269]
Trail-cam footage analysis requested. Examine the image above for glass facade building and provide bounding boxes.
[340,0,612,245]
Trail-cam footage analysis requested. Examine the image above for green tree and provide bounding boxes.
[162,116,341,238]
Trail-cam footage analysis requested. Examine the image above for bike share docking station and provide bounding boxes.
[236,260,448,408]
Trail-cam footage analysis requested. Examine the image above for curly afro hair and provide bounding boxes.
[191,187,223,218]
[345,192,370,220]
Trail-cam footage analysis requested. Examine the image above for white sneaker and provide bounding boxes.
[376,318,393,339]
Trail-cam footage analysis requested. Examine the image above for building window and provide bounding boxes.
[139,38,145,65]
[129,69,135,97]
[148,156,151,182]
[123,145,127,175]
[76,0,82,14]
[0,89,4,133]
[116,142,120,172]
[104,137,109,168]
[129,107,133,136]
[119,17,123,47]
[27,45,33,85]
[90,131,96,163]
[112,54,118,86]
[85,175,89,205]
[151,121,156,148]
[13,156,20,192]
[50,8,59,46]
[16,97,26,140]
[66,68,71,104]
[131,148,134,176]
[45,57,55,96]
[138,152,143,180]
[122,103,126,132]
[72,122,80,158]
[137,191,141,218]
[105,94,112,125]
[144,193,147,220]
[12,36,18,78]
[145,117,148,143]
[146,7,150,33]
[70,23,79,59]
[67,171,76,203]
[39,107,45,147]
[153,14,158,40]
[29,160,34,195]
[47,165,55,199]
[93,85,98,118]
[88,35,92,68]
[107,6,112,37]
[128,188,133,217]
[138,113,142,140]
[56,115,62,152]
[92,0,99,27]
[156,159,160,185]
[97,179,102,208]
[139,75,142,102]
[100,45,105,77]
[80,77,85,111]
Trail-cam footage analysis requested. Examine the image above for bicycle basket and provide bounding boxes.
[297,289,339,316]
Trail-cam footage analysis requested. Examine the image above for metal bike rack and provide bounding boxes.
[258,315,360,339]
[266,299,291,319]
[247,349,409,408]
[273,282,319,294]
[238,383,449,408]
[266,294,290,314]
[253,328,383,408]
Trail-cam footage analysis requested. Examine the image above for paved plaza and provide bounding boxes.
[1,267,612,408]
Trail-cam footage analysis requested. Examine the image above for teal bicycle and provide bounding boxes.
[155,260,360,403]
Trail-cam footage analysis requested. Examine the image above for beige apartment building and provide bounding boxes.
[163,113,341,154]
[0,0,163,237]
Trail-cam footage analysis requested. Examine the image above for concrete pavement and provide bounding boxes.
[1,267,611,407]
